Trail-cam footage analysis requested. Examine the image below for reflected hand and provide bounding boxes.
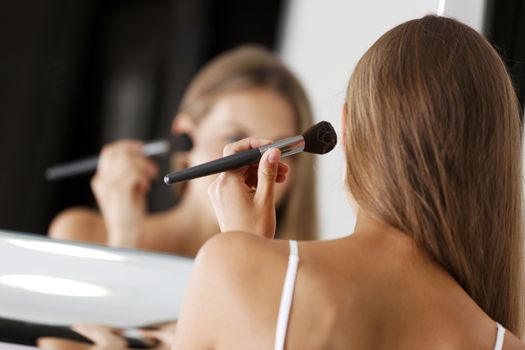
[208,138,289,238]
[72,322,176,350]
[72,323,127,350]
[139,321,177,348]
[91,140,159,248]
[38,322,176,350]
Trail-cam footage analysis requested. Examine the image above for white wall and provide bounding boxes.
[279,0,486,239]
[444,0,485,32]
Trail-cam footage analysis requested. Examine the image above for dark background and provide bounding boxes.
[0,0,523,236]
[484,0,525,116]
[0,0,284,235]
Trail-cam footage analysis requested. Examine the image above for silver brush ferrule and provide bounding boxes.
[142,139,170,156]
[258,135,305,158]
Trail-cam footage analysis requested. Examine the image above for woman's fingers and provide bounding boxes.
[92,145,159,197]
[222,137,272,156]
[138,328,176,345]
[209,137,289,238]
[221,137,288,184]
[218,138,273,185]
[254,148,280,207]
[71,323,126,348]
[244,161,289,188]
[98,144,159,180]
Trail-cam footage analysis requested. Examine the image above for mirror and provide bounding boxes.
[0,230,193,348]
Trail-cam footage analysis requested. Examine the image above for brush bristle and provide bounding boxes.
[170,133,193,152]
[302,121,337,154]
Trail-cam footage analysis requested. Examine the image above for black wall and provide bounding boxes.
[485,0,525,117]
[0,0,283,235]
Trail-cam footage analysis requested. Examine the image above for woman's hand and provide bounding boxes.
[91,141,159,248]
[70,322,176,350]
[71,323,127,350]
[208,138,289,239]
[139,321,177,348]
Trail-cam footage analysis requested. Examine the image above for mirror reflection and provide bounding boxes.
[0,230,192,349]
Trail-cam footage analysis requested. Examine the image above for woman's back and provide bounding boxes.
[187,226,523,350]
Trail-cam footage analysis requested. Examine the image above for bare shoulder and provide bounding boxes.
[197,231,288,263]
[504,331,525,350]
[174,232,289,348]
[193,232,290,287]
[48,207,106,244]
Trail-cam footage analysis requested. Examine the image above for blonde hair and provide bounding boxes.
[345,16,523,336]
[178,45,318,240]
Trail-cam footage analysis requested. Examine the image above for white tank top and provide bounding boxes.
[273,240,299,350]
[273,240,506,350]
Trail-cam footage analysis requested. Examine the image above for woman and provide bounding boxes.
[172,16,525,349]
[48,45,318,257]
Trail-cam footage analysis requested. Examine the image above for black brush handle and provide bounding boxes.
[45,156,99,181]
[164,148,261,184]
[0,317,157,349]
[45,134,192,181]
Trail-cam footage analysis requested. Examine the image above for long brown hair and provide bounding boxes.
[345,16,524,336]
[178,45,318,240]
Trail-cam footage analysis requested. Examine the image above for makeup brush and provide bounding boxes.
[164,121,337,185]
[45,134,193,181]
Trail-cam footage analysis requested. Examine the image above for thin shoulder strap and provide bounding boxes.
[274,240,299,350]
[494,323,505,350]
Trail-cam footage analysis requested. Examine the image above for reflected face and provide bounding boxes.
[187,87,298,207]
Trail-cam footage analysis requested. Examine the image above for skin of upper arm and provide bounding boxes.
[172,232,271,349]
[171,233,235,349]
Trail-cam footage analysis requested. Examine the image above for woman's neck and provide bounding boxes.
[349,208,418,252]
[352,209,395,236]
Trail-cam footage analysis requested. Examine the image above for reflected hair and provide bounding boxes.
[345,16,523,336]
